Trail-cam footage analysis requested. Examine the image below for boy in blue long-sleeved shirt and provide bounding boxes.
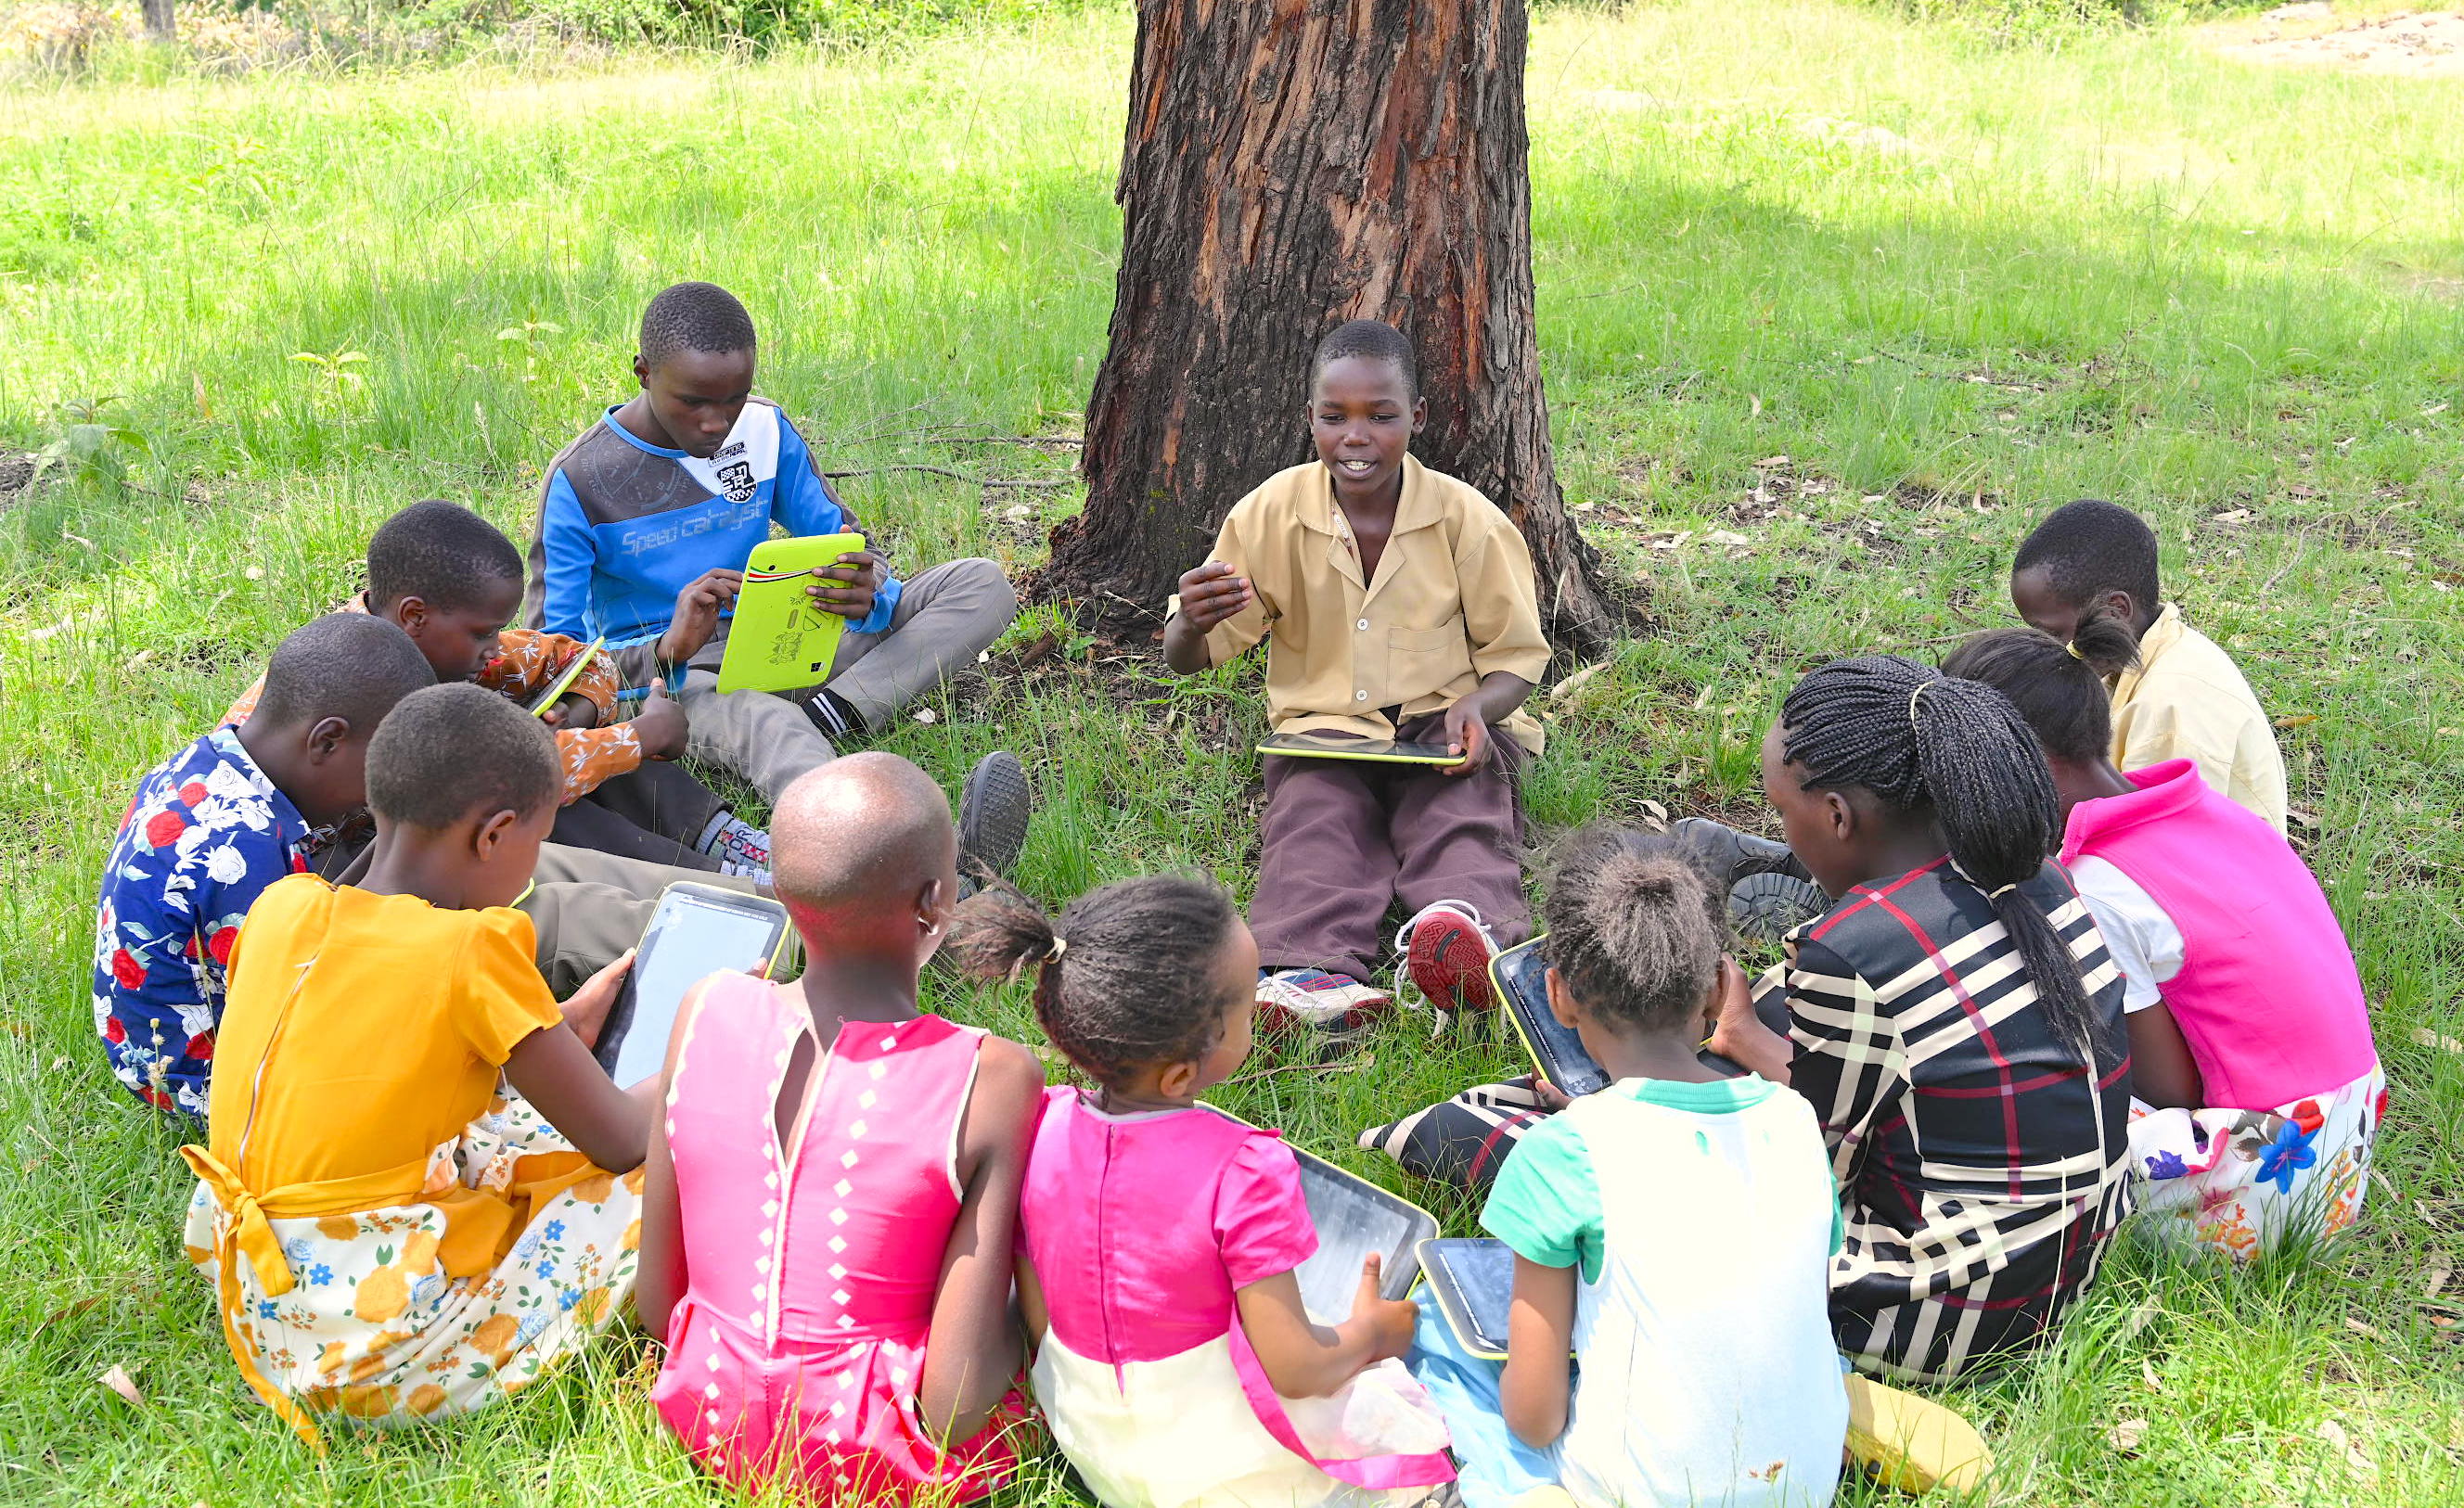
[524,281,1019,802]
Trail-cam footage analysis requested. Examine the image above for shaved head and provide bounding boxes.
[770,753,956,924]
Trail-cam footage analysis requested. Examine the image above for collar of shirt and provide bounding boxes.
[201,726,327,855]
[2110,601,2183,706]
[1294,455,1445,598]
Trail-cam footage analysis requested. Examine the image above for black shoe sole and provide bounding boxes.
[1729,872,1828,943]
[958,751,1033,878]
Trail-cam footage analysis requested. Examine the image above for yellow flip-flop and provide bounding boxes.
[1844,1374,1994,1495]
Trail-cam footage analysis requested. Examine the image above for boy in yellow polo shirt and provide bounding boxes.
[2011,498,2289,832]
[1163,320,1549,1033]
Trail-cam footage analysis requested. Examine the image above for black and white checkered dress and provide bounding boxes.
[1779,858,2133,1383]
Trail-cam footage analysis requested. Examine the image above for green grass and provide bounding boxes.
[4,2,2462,1502]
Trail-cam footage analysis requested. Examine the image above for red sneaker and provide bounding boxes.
[1396,901,1499,1013]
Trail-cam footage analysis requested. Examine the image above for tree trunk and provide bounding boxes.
[141,0,174,43]
[1043,0,1622,658]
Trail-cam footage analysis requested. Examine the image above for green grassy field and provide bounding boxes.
[4,1,2462,1502]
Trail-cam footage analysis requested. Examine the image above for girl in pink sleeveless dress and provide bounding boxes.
[633,756,1046,1502]
[953,875,1454,1508]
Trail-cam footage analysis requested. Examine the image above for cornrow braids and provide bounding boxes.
[1940,608,2140,764]
[1540,827,1725,1033]
[1779,656,2110,1062]
[948,875,1240,1088]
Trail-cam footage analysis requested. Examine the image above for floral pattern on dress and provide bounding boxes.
[93,729,323,1113]
[2127,1064,2384,1260]
[185,1090,643,1441]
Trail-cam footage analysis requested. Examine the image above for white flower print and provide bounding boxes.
[203,842,249,886]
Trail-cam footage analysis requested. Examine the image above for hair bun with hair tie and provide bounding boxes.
[2063,641,2085,660]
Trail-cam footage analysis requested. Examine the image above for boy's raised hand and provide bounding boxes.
[1174,561,1252,633]
[656,567,743,667]
[808,550,889,621]
[630,681,689,761]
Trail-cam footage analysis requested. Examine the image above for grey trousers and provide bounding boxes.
[617,556,1017,803]
[523,843,759,997]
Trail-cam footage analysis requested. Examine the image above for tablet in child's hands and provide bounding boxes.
[1201,1105,1438,1323]
[1416,1237,1517,1360]
[525,637,606,717]
[1492,937,1612,1100]
[1256,732,1469,767]
[715,532,868,694]
[596,883,794,1086]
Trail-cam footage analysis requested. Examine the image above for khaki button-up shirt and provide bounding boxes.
[2111,603,2289,832]
[1199,456,1549,754]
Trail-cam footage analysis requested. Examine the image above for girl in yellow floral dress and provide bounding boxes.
[182,683,654,1444]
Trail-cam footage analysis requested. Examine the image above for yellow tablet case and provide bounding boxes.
[1254,732,1468,766]
[525,636,605,717]
[715,532,867,694]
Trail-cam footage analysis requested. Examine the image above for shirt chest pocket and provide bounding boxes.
[1383,616,1470,703]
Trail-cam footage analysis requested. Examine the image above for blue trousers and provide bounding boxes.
[1406,1290,1564,1507]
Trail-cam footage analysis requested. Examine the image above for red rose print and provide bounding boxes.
[117,797,138,834]
[110,948,146,990]
[185,932,200,959]
[2291,1100,2325,1134]
[104,1016,127,1044]
[179,781,209,807]
[187,1031,215,1061]
[140,1087,176,1110]
[144,809,186,850]
[207,927,238,965]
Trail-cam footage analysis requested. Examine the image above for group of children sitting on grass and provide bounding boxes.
[91,283,2384,1507]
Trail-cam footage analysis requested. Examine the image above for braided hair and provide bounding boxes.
[1940,609,2141,763]
[949,875,1241,1087]
[1778,655,2109,1063]
[1541,828,1726,1032]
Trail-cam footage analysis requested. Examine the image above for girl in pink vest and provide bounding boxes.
[1944,617,2384,1259]
[633,755,1046,1501]
[953,875,1455,1508]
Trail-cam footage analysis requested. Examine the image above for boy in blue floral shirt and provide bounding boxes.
[92,616,434,1112]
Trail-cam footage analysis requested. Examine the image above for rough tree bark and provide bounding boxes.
[1043,0,1622,658]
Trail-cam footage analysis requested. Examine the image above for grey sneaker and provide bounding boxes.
[1673,816,1814,888]
[957,751,1033,880]
[1729,871,1827,943]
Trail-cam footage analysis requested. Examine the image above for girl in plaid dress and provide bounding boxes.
[1710,656,2135,1384]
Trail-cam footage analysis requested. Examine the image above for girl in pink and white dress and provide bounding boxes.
[954,875,1455,1508]
[633,756,1047,1502]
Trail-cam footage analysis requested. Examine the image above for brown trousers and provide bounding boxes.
[1248,714,1530,981]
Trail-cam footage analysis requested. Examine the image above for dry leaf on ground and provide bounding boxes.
[96,1364,142,1408]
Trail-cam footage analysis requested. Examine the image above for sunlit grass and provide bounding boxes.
[2,2,2460,1503]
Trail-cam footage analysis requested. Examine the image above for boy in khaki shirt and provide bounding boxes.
[2011,499,2289,832]
[1163,320,1549,1033]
